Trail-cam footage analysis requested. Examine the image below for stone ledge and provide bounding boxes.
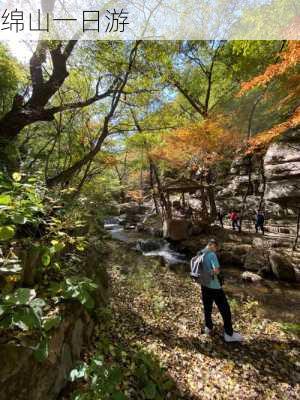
[0,303,94,400]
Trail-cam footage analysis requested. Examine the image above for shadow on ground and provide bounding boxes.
[117,306,299,388]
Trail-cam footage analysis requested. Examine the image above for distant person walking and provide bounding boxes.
[255,210,265,235]
[229,211,239,231]
[217,208,225,228]
[193,239,243,342]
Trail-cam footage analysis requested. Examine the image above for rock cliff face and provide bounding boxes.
[0,305,94,400]
[218,155,263,200]
[0,240,109,400]
[216,153,284,222]
[216,126,300,235]
[264,126,300,209]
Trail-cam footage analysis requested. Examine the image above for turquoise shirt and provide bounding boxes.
[198,248,221,289]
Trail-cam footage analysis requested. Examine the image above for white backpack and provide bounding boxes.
[190,252,212,286]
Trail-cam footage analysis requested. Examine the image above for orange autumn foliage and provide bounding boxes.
[239,41,300,96]
[246,106,300,154]
[127,189,144,203]
[99,154,118,167]
[151,119,239,169]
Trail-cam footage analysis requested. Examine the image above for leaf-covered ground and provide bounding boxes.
[67,241,300,399]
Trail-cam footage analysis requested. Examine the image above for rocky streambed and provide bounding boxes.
[104,218,300,324]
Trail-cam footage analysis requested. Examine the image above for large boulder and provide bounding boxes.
[219,244,251,267]
[119,202,146,223]
[243,247,270,273]
[264,126,300,209]
[163,219,192,241]
[269,251,296,282]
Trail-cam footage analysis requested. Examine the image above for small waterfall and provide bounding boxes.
[104,216,188,265]
[137,239,188,265]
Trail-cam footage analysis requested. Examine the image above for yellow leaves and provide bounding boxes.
[98,241,300,400]
[222,361,235,374]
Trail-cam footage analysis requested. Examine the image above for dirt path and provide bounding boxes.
[65,241,300,399]
[95,242,300,399]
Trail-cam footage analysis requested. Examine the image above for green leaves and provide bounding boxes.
[0,44,26,117]
[41,252,51,267]
[144,382,157,399]
[42,315,61,331]
[0,288,45,331]
[70,355,124,399]
[50,240,65,253]
[51,277,98,311]
[281,323,300,336]
[0,194,12,205]
[4,288,36,305]
[0,225,15,241]
[0,173,45,245]
[12,306,41,330]
[33,336,49,362]
[12,214,27,225]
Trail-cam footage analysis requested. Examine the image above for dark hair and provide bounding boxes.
[208,239,218,246]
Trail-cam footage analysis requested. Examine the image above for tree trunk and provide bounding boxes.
[21,246,41,287]
[205,168,217,219]
[149,158,170,219]
[258,156,266,211]
[293,209,300,251]
[239,156,252,232]
[149,161,160,216]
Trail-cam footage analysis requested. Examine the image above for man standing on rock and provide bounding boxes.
[198,239,243,342]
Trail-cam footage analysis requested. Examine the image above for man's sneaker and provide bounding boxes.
[203,326,212,335]
[224,331,244,342]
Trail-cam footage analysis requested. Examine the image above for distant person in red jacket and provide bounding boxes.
[229,211,239,231]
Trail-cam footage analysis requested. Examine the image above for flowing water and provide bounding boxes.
[104,218,300,324]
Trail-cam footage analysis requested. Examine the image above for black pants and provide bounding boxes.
[255,222,264,234]
[201,285,233,335]
[218,215,224,227]
[232,220,239,230]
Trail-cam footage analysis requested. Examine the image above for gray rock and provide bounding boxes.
[135,222,145,232]
[163,219,192,241]
[244,248,270,272]
[137,239,165,252]
[264,126,300,209]
[219,250,245,267]
[0,305,94,400]
[269,251,296,282]
[252,237,265,248]
[241,271,263,283]
[119,202,146,223]
[149,227,163,237]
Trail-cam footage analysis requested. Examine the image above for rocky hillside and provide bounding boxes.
[115,125,300,284]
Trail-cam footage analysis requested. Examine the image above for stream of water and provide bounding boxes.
[104,218,300,324]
